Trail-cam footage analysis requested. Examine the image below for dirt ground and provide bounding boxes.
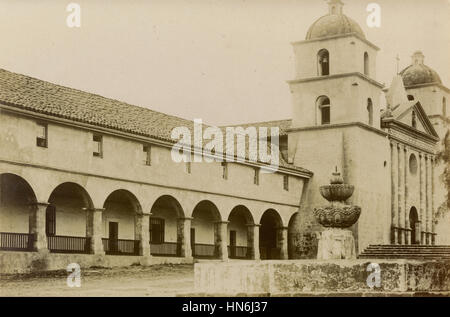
[0,264,194,297]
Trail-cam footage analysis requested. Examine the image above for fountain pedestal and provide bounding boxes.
[317,228,356,260]
[313,170,361,260]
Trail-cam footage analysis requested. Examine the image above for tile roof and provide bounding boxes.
[0,68,311,175]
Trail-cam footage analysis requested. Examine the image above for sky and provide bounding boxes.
[0,0,448,126]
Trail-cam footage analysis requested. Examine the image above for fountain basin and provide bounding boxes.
[319,184,354,202]
[313,205,361,228]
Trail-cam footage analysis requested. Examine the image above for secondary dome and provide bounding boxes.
[306,0,365,40]
[400,51,442,87]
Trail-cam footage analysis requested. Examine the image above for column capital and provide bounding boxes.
[214,221,230,225]
[30,201,50,207]
[277,226,289,231]
[246,223,261,227]
[83,207,105,212]
[177,217,194,221]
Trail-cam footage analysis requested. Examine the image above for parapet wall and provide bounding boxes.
[194,260,450,295]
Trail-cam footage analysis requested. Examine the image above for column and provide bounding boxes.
[277,226,289,260]
[29,202,49,253]
[214,221,229,260]
[420,154,426,244]
[398,145,405,244]
[404,147,411,245]
[247,224,260,260]
[86,208,105,255]
[391,142,399,244]
[426,156,432,245]
[136,212,151,257]
[431,157,436,245]
[177,217,193,258]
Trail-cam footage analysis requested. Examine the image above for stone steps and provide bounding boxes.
[359,245,450,260]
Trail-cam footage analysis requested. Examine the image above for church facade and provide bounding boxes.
[0,0,448,272]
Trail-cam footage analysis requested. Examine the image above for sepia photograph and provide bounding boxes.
[0,0,449,301]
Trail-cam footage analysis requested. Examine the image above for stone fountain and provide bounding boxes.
[314,169,361,260]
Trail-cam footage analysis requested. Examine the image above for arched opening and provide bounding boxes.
[409,153,418,175]
[191,200,221,258]
[364,52,369,76]
[409,207,420,244]
[227,205,254,259]
[259,209,283,260]
[367,98,373,126]
[317,49,330,76]
[407,95,415,101]
[443,97,447,118]
[411,110,417,128]
[47,182,93,253]
[0,173,37,251]
[317,96,331,125]
[150,195,185,257]
[102,189,141,255]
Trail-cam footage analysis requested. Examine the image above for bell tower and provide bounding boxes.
[288,0,384,130]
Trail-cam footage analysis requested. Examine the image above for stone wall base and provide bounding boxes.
[194,259,450,294]
[0,251,193,274]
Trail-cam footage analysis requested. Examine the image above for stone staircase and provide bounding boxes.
[358,245,450,260]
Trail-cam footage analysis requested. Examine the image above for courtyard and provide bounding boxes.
[0,264,194,297]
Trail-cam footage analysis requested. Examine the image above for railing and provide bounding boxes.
[228,245,251,259]
[150,242,181,257]
[259,246,281,260]
[102,238,140,256]
[192,243,216,258]
[0,232,34,251]
[47,235,91,254]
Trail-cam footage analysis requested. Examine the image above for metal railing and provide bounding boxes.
[47,235,91,254]
[102,238,140,256]
[259,246,281,260]
[150,242,181,257]
[0,232,33,251]
[192,243,216,258]
[228,245,251,259]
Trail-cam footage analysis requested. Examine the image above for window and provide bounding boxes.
[143,144,151,166]
[412,111,417,129]
[186,161,191,174]
[283,175,289,191]
[254,167,260,185]
[45,205,56,236]
[222,162,228,180]
[93,134,103,157]
[317,49,330,76]
[409,154,418,175]
[149,218,165,244]
[317,96,331,125]
[367,98,373,126]
[364,52,369,76]
[36,123,48,147]
[407,95,415,101]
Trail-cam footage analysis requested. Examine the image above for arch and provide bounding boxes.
[411,110,417,128]
[191,200,221,258]
[409,207,420,244]
[0,173,37,234]
[102,189,142,242]
[367,98,373,126]
[317,95,331,125]
[317,49,330,76]
[227,205,254,259]
[364,52,369,76]
[150,195,185,256]
[443,97,447,118]
[409,153,418,175]
[259,208,283,260]
[48,182,93,209]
